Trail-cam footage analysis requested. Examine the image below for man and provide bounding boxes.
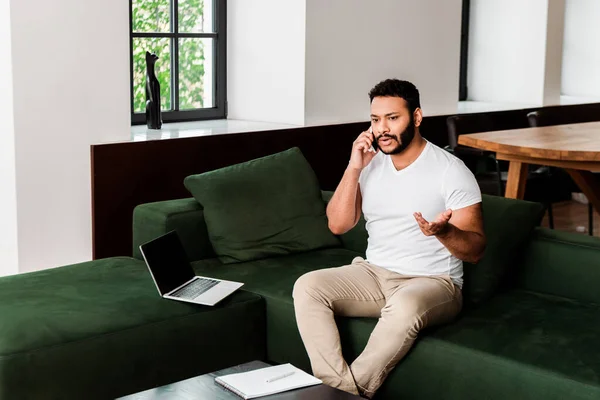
[292,79,486,399]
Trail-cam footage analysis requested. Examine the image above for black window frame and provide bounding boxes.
[129,0,227,125]
[459,0,470,101]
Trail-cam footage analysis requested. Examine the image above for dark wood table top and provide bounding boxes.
[117,360,362,399]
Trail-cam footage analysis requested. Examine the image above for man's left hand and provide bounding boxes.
[413,210,452,237]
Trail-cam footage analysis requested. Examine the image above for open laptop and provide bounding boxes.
[139,231,243,306]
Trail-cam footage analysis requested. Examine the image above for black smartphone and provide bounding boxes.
[370,128,378,151]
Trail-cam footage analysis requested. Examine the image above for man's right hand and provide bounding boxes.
[349,129,379,171]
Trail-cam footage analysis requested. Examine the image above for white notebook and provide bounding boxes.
[215,363,322,399]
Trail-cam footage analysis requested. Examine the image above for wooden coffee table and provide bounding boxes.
[117,360,362,399]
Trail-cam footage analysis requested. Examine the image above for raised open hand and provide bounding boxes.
[413,209,452,236]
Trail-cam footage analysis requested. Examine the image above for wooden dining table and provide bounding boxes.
[457,121,600,214]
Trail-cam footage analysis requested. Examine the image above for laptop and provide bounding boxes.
[139,231,243,306]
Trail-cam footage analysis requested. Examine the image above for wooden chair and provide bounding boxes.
[446,115,504,196]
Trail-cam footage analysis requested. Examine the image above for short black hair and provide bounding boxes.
[368,79,421,114]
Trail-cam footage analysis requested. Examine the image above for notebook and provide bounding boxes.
[215,363,322,399]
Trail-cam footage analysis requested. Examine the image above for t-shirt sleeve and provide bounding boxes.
[442,159,482,210]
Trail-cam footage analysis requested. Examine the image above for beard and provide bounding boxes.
[377,118,416,155]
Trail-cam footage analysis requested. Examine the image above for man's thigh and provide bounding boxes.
[293,259,386,318]
[384,275,462,328]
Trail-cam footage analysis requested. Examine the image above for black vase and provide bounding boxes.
[145,51,162,129]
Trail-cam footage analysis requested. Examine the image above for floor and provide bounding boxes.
[541,199,600,237]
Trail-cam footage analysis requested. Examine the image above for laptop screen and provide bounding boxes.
[140,231,196,295]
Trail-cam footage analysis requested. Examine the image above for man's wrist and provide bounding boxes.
[435,222,453,238]
[346,165,363,174]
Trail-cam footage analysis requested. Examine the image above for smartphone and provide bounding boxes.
[370,127,378,151]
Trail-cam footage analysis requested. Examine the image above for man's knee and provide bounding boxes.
[382,296,428,334]
[292,270,322,301]
[383,293,458,336]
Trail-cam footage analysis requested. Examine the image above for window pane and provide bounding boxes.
[132,0,171,33]
[179,0,214,33]
[132,38,172,113]
[179,38,214,110]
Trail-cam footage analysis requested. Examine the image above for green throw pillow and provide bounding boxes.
[463,194,545,304]
[184,147,341,263]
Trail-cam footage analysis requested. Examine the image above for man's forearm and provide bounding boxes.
[326,167,361,234]
[436,223,486,263]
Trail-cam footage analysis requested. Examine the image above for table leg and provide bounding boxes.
[565,169,600,215]
[505,161,528,199]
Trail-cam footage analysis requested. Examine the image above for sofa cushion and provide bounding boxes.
[192,248,360,306]
[391,290,600,400]
[184,147,340,263]
[0,257,265,399]
[462,194,545,304]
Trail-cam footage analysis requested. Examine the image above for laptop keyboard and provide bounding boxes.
[170,278,219,299]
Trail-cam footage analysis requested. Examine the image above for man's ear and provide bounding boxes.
[413,108,423,127]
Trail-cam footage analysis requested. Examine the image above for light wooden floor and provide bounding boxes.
[540,200,600,237]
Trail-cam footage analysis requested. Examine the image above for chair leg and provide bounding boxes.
[494,158,503,196]
[547,203,554,229]
[588,202,594,236]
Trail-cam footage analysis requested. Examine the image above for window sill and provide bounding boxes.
[129,119,300,142]
[458,101,539,114]
[458,96,600,114]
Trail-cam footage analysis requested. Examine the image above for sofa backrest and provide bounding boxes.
[513,228,600,305]
[140,192,599,307]
[132,198,216,262]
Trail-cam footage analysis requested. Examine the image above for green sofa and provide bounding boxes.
[131,192,600,400]
[1,193,599,399]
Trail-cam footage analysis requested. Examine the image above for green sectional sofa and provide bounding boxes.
[131,192,600,400]
[1,192,599,399]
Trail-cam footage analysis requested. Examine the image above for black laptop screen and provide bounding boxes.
[140,231,195,295]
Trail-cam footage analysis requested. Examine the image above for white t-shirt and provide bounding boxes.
[358,140,481,287]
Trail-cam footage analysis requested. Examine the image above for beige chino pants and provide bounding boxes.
[292,257,462,398]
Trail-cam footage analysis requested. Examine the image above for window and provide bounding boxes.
[459,0,470,101]
[129,0,226,124]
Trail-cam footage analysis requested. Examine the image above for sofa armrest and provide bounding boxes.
[132,198,215,262]
[321,191,367,255]
[515,227,600,305]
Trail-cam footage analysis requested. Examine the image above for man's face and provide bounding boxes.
[370,96,417,155]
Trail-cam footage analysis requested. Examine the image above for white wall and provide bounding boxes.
[227,0,463,126]
[562,0,600,98]
[542,0,566,106]
[468,0,549,105]
[8,0,131,274]
[227,0,306,125]
[304,0,462,125]
[0,0,19,276]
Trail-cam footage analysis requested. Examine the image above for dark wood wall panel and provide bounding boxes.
[91,103,600,259]
[92,122,366,259]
